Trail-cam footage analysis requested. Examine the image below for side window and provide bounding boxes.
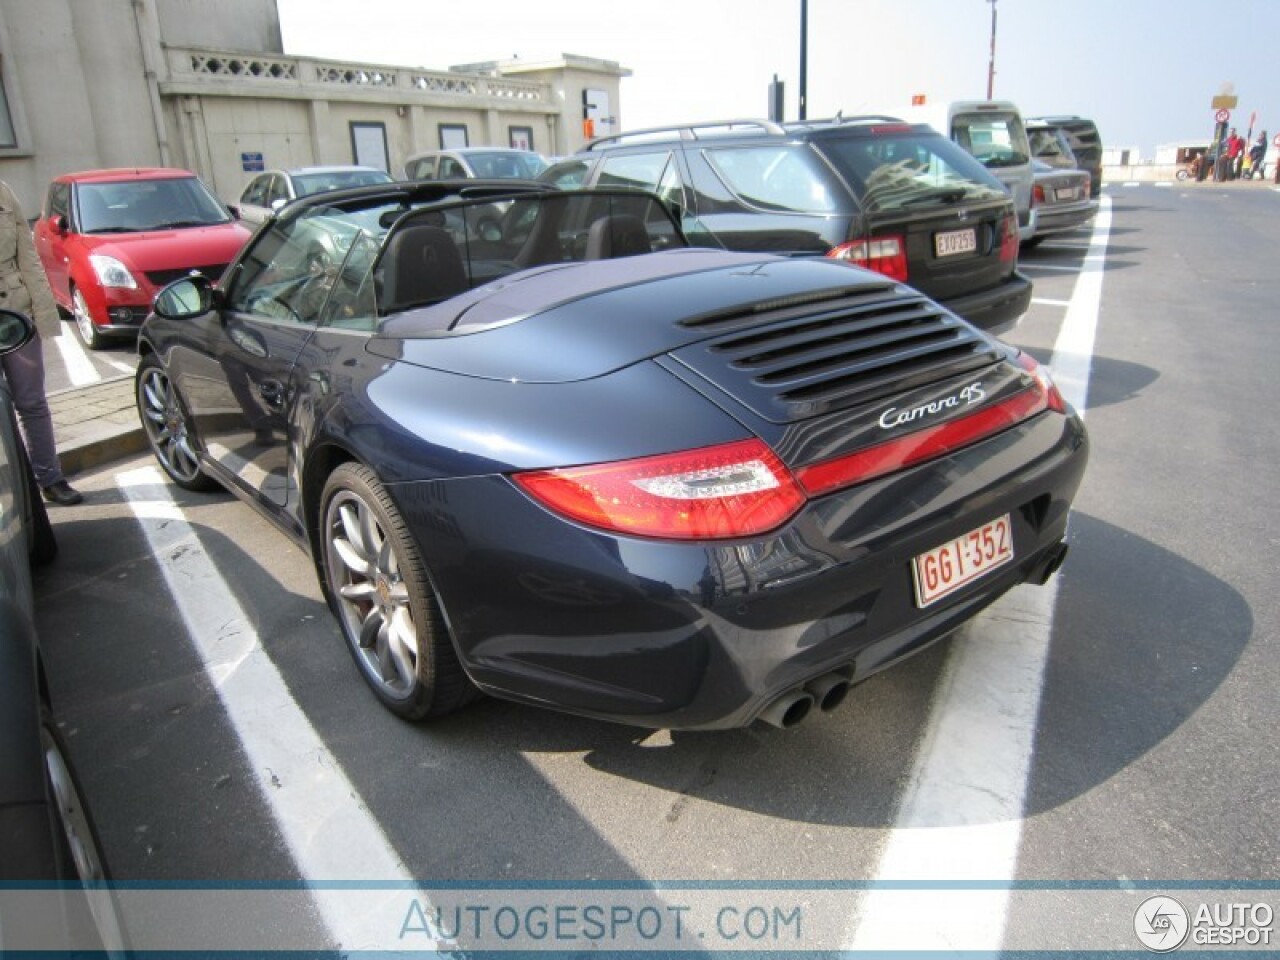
[438,157,466,179]
[598,152,671,193]
[543,159,592,189]
[46,182,70,221]
[266,175,291,206]
[408,157,436,180]
[318,231,380,331]
[703,146,840,214]
[241,176,268,207]
[225,213,352,325]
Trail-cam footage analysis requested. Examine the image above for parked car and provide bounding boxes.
[945,100,1036,245]
[1025,159,1097,248]
[1027,120,1080,170]
[1028,115,1103,198]
[136,180,1087,731]
[404,148,549,182]
[539,117,1031,334]
[32,168,251,349]
[0,308,127,953]
[234,165,394,225]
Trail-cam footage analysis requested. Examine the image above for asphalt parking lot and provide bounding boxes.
[24,180,1280,954]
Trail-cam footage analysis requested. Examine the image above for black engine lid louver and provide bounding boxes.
[670,285,1003,424]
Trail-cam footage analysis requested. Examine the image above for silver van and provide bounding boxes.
[947,101,1035,243]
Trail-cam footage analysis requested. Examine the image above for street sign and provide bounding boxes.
[1212,95,1239,110]
[240,151,265,172]
[1215,108,1231,123]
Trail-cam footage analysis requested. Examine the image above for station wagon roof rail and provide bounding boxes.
[583,119,787,149]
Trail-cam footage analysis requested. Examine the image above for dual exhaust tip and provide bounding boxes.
[758,671,852,729]
[757,540,1071,730]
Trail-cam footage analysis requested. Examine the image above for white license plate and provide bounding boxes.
[912,514,1014,608]
[1055,187,1077,201]
[934,227,977,258]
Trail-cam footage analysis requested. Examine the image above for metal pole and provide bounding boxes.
[986,0,997,100]
[799,0,808,121]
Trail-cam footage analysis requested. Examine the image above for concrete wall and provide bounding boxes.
[0,0,627,214]
[154,0,282,53]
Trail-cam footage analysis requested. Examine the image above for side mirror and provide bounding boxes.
[50,214,68,236]
[270,198,288,212]
[0,309,35,355]
[226,203,242,220]
[153,275,215,320]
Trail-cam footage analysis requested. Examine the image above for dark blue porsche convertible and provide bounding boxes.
[137,180,1087,730]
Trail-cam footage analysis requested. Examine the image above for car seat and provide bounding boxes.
[377,223,469,312]
[584,214,651,260]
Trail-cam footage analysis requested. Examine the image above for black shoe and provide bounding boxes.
[42,480,84,506]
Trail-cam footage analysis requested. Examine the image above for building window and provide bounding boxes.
[349,122,389,173]
[439,124,468,149]
[509,126,534,151]
[0,65,17,148]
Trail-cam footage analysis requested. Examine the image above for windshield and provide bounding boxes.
[817,132,1009,213]
[226,189,683,331]
[75,177,231,233]
[951,112,1031,168]
[464,152,549,179]
[292,169,394,197]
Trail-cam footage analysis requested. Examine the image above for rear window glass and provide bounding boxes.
[816,133,1008,214]
[951,112,1031,168]
[703,145,842,214]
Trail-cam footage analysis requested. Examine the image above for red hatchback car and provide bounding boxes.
[33,168,251,348]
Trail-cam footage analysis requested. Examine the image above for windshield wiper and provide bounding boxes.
[150,219,221,230]
[88,226,143,234]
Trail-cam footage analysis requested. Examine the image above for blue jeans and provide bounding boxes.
[1,334,64,487]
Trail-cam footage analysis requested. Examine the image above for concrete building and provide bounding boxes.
[0,0,629,213]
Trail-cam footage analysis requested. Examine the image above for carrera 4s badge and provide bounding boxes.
[878,382,986,430]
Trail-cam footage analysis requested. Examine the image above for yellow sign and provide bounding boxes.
[1212,95,1239,109]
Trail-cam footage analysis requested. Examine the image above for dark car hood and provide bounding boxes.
[368,249,901,383]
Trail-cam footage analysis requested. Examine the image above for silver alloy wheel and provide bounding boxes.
[137,364,203,485]
[40,725,128,953]
[71,287,100,348]
[324,488,419,700]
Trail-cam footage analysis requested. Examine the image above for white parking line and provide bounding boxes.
[50,327,100,386]
[1019,263,1081,272]
[1031,297,1071,307]
[846,196,1110,952]
[118,467,446,953]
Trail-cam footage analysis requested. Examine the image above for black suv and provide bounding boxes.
[1028,115,1103,198]
[541,118,1032,334]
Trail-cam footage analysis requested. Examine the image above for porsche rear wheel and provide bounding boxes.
[136,355,217,491]
[320,463,472,720]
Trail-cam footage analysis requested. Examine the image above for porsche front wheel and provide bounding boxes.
[136,355,216,491]
[320,463,472,720]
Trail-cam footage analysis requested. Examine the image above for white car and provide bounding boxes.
[403,148,548,181]
[233,165,393,224]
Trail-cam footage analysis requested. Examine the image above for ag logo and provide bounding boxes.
[1134,896,1190,952]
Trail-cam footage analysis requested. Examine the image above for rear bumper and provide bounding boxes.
[939,270,1033,337]
[1032,200,1098,238]
[401,408,1088,730]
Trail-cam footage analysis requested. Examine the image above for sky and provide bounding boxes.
[275,0,1280,158]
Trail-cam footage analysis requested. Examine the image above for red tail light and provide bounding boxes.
[827,234,909,282]
[1032,183,1046,207]
[1014,350,1067,413]
[999,213,1019,263]
[513,439,806,540]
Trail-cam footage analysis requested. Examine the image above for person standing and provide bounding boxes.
[1248,131,1268,180]
[0,179,82,505]
[1225,128,1245,180]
